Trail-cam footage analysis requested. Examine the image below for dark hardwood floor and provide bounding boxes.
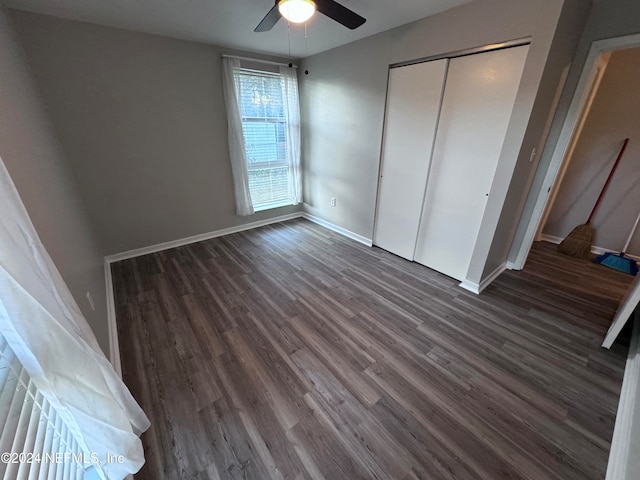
[112,219,632,480]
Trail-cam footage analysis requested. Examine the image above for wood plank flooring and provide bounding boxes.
[112,219,632,480]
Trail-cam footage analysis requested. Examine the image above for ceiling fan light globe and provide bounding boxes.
[278,0,316,23]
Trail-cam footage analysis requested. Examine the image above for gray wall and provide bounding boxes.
[543,49,640,254]
[509,0,640,265]
[299,0,590,284]
[9,11,301,256]
[0,8,109,353]
[481,0,591,278]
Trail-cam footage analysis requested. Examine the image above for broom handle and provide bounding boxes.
[622,208,640,253]
[587,138,629,223]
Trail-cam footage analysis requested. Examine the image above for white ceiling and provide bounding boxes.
[2,0,472,58]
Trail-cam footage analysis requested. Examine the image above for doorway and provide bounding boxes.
[511,33,640,348]
[511,33,640,270]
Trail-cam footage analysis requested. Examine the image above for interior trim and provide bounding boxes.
[104,260,121,378]
[390,37,531,69]
[459,261,507,294]
[606,315,640,480]
[540,234,640,261]
[105,212,303,264]
[302,212,373,246]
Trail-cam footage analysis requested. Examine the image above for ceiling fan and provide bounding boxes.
[255,0,366,32]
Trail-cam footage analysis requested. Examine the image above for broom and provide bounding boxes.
[593,207,640,275]
[558,138,629,258]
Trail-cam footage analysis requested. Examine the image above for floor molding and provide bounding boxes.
[104,259,122,378]
[459,262,507,295]
[540,234,640,261]
[606,315,640,480]
[458,279,480,294]
[301,213,373,246]
[506,261,519,270]
[105,212,304,264]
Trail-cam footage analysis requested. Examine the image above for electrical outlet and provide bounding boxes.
[86,291,96,311]
[330,197,337,207]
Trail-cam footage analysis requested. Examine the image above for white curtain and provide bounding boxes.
[222,57,254,216]
[0,156,149,479]
[279,65,303,205]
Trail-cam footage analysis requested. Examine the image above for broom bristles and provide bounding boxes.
[557,223,594,258]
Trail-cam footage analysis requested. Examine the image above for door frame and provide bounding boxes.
[603,274,640,348]
[510,33,640,270]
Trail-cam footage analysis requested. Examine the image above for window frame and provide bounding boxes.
[234,67,293,211]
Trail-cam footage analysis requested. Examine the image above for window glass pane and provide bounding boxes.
[235,70,292,209]
[248,166,290,207]
[243,122,279,165]
[237,74,285,120]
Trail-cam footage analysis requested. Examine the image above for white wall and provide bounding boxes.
[0,8,109,353]
[299,0,591,285]
[9,11,301,256]
[543,48,640,255]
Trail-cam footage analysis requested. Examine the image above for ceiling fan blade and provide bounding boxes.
[255,4,281,32]
[315,0,366,29]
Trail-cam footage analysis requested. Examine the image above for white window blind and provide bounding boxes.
[235,69,292,210]
[0,332,89,480]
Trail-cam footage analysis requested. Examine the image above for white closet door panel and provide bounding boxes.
[374,59,447,260]
[415,45,529,280]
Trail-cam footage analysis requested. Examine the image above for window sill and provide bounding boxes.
[254,201,293,212]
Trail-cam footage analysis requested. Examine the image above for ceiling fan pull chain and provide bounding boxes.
[287,20,292,62]
[304,21,309,74]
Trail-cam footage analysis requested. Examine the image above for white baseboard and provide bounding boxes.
[606,315,640,480]
[540,233,640,261]
[301,213,373,247]
[104,260,122,378]
[539,233,567,245]
[459,262,507,295]
[105,212,304,264]
[506,261,519,270]
[458,279,480,294]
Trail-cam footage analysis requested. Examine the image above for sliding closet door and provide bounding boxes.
[374,59,447,260]
[414,45,529,280]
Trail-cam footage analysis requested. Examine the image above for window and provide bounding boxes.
[235,70,291,210]
[0,332,96,479]
[222,57,302,216]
